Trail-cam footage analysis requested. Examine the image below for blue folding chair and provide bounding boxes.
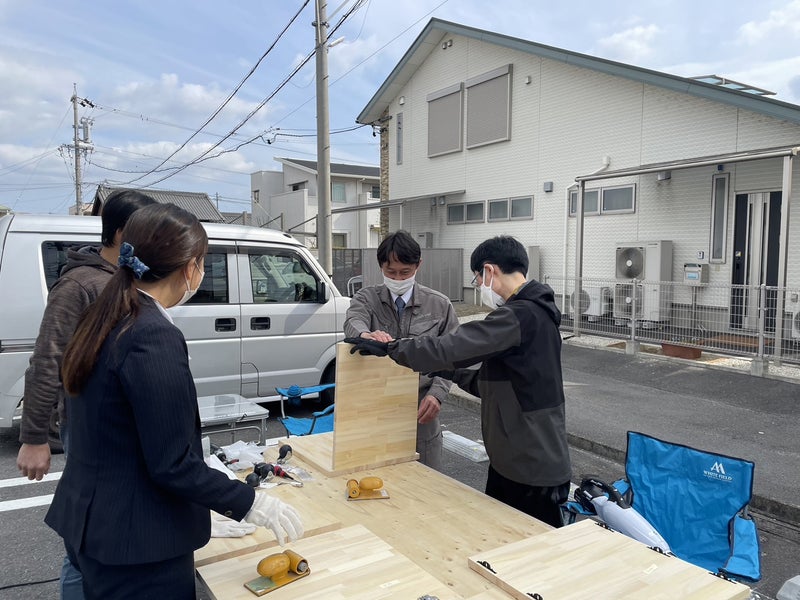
[275,383,336,436]
[279,403,334,437]
[566,431,761,582]
[275,383,335,418]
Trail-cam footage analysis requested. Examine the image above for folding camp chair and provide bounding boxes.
[274,383,335,418]
[566,431,761,582]
[275,383,336,437]
[278,403,334,437]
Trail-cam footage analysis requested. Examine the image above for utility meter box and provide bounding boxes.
[683,263,709,286]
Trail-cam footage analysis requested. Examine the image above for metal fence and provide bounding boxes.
[544,275,800,369]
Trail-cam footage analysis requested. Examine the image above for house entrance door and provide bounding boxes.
[730,191,781,332]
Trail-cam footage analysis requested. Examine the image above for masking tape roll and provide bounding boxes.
[284,549,309,574]
[346,479,360,498]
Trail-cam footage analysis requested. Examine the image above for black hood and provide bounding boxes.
[513,280,561,326]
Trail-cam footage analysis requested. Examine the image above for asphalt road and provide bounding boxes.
[1,343,797,599]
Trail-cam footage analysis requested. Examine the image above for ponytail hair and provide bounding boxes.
[62,204,207,395]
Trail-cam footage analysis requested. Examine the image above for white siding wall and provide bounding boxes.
[386,32,800,290]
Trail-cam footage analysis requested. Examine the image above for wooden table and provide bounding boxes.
[196,454,552,599]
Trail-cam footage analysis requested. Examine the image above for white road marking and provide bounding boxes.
[0,494,53,512]
[0,471,62,488]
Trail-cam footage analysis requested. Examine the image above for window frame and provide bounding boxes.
[465,64,512,150]
[465,201,485,223]
[427,82,464,158]
[447,203,465,224]
[510,196,533,221]
[331,181,347,204]
[487,198,509,222]
[245,248,321,304]
[601,184,636,214]
[709,173,729,263]
[569,186,633,217]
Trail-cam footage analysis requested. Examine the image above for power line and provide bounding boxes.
[121,0,311,186]
[126,0,370,189]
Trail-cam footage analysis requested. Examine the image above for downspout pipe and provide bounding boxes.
[567,156,610,336]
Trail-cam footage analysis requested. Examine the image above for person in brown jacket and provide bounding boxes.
[344,230,458,470]
[16,189,156,600]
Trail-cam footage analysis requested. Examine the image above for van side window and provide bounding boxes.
[247,250,319,303]
[187,249,229,304]
[41,241,102,290]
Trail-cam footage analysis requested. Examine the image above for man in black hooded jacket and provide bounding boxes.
[346,235,571,527]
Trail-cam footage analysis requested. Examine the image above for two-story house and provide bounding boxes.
[357,18,800,343]
[250,158,381,249]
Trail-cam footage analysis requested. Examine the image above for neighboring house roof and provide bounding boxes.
[275,157,379,179]
[357,18,800,126]
[221,211,253,225]
[93,185,225,222]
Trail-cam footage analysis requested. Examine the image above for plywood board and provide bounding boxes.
[468,519,750,600]
[288,342,419,475]
[197,524,463,599]
[195,483,343,567]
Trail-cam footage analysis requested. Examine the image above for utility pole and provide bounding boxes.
[70,84,94,215]
[71,84,82,215]
[314,0,332,275]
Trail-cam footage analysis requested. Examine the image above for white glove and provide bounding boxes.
[210,512,257,538]
[244,492,304,546]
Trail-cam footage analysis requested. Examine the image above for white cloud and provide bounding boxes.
[739,0,800,45]
[596,24,661,63]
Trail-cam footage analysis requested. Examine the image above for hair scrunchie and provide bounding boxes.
[118,242,150,279]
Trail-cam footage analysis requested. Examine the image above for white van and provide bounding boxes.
[0,213,350,428]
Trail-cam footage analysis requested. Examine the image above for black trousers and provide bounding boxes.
[485,464,570,528]
[65,543,196,600]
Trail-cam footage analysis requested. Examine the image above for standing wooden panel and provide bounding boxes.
[289,342,419,475]
[468,519,750,600]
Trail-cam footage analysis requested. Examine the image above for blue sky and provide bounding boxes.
[1,0,799,214]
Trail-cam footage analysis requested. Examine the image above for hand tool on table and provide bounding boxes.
[246,462,304,488]
[346,476,389,500]
[243,549,310,596]
[276,444,292,464]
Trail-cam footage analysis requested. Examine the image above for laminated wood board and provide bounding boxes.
[195,483,342,567]
[288,342,419,475]
[197,523,464,599]
[468,519,750,600]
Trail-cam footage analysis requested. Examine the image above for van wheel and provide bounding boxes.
[319,363,335,407]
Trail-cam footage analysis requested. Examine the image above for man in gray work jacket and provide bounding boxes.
[346,235,571,527]
[344,230,458,471]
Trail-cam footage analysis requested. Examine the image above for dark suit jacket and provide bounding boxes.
[45,296,255,565]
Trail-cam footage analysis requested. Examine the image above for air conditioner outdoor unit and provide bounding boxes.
[786,291,800,340]
[571,286,611,321]
[614,241,673,323]
[613,283,643,320]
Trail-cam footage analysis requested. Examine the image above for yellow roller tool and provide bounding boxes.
[346,476,390,501]
[243,549,310,596]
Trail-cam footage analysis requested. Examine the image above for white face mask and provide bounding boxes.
[383,272,416,296]
[480,266,505,309]
[174,262,204,307]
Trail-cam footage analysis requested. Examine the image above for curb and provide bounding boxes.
[443,390,800,528]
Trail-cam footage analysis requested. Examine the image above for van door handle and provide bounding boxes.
[215,318,237,332]
[250,317,271,330]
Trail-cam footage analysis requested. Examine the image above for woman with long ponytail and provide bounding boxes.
[48,204,303,599]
